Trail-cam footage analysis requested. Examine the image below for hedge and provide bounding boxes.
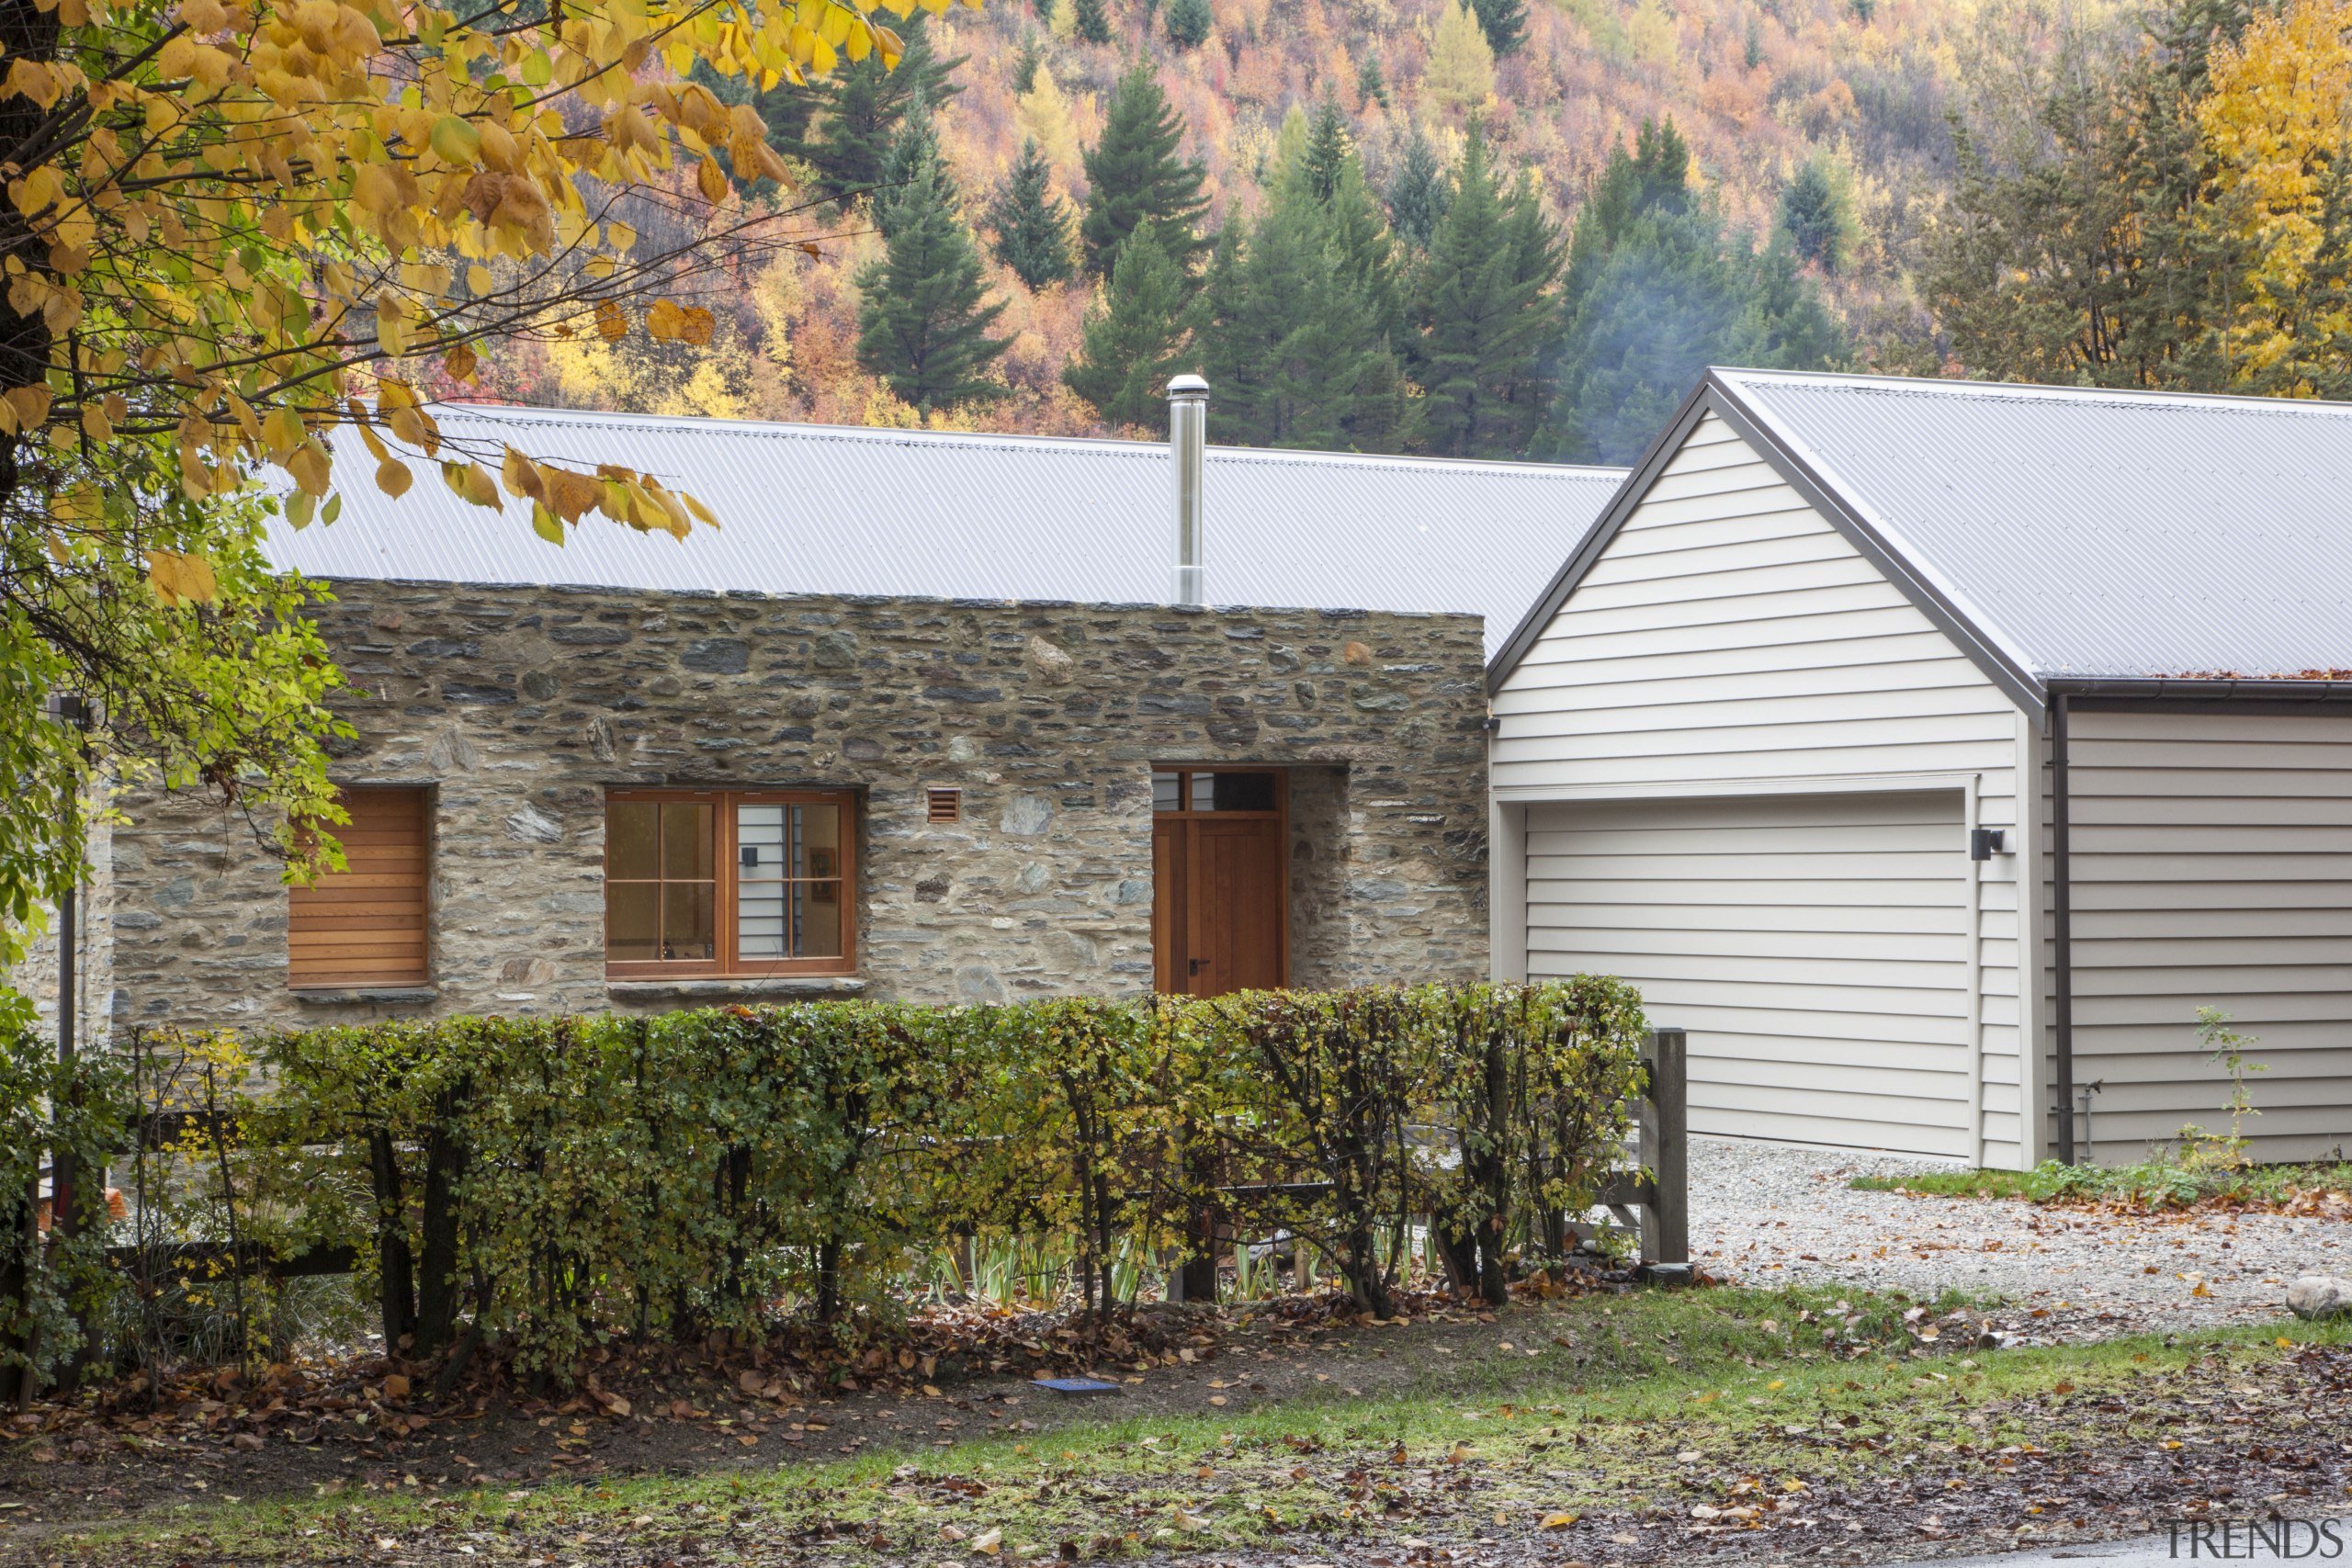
[10,979,1647,1387]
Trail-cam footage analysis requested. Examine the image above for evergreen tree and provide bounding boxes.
[1080,64,1211,274]
[1012,32,1046,94]
[989,139,1079,289]
[871,93,943,239]
[1468,0,1527,57]
[1408,127,1557,457]
[1777,152,1857,275]
[1301,93,1353,204]
[768,13,966,198]
[1385,122,1451,247]
[1063,225,1197,429]
[1743,15,1765,70]
[855,109,1014,412]
[1072,0,1114,44]
[1164,0,1211,49]
[1543,118,1847,463]
[1357,51,1388,109]
[1198,152,1413,450]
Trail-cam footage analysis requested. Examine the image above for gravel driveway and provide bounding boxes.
[1688,1136,2351,1336]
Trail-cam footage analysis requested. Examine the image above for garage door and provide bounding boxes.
[1525,791,1972,1158]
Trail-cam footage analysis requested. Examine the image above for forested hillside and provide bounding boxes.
[458,0,1990,461]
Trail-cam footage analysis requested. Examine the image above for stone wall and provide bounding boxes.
[99,583,1489,1032]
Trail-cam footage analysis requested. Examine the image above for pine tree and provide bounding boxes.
[1164,0,1211,50]
[1777,152,1857,275]
[1385,122,1451,247]
[1544,119,1847,463]
[1012,32,1046,93]
[871,94,943,239]
[1357,51,1388,109]
[1408,127,1558,457]
[1080,64,1211,274]
[1072,0,1114,44]
[1198,160,1413,450]
[1468,0,1527,57]
[989,139,1078,289]
[1063,225,1197,430]
[1301,93,1353,204]
[790,13,967,198]
[855,109,1014,412]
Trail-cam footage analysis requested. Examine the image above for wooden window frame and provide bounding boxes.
[604,787,859,979]
[287,785,432,991]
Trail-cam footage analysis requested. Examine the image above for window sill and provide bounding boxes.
[288,986,439,1007]
[605,976,866,1003]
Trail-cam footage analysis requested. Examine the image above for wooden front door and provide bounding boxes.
[1152,768,1286,995]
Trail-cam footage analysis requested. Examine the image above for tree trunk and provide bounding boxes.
[368,1130,416,1349]
[413,1097,466,1352]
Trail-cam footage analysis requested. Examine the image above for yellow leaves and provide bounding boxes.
[594,299,628,342]
[0,382,54,436]
[146,550,220,606]
[444,341,479,382]
[5,60,62,109]
[605,219,638,253]
[645,299,715,345]
[1541,1512,1578,1530]
[374,457,413,498]
[441,460,500,509]
[696,153,729,205]
[286,437,333,496]
[375,291,412,356]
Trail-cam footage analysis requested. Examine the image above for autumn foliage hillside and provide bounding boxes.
[469,0,1982,444]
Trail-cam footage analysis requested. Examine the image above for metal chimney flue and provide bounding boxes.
[1167,374,1208,605]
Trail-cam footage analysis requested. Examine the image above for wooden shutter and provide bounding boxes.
[288,787,430,988]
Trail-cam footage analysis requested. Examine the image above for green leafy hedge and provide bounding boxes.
[73,980,1649,1382]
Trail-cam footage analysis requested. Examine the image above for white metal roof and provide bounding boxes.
[1715,369,2352,682]
[266,402,1628,659]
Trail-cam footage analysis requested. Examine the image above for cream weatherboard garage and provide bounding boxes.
[1489,370,2352,1170]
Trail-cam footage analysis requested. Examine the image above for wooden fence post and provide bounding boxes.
[1641,1028,1689,1267]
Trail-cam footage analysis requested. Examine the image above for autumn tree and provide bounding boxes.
[1063,225,1196,428]
[1080,64,1211,273]
[0,0,958,1055]
[1425,0,1497,112]
[1920,0,2251,389]
[856,103,1015,409]
[989,140,1079,288]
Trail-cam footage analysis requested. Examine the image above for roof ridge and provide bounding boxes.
[1722,367,2352,420]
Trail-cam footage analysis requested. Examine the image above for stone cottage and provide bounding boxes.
[56,394,1623,1034]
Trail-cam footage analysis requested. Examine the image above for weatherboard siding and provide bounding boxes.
[2058,708,2352,1163]
[1492,412,2029,1167]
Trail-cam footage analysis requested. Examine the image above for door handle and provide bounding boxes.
[1189,958,1208,976]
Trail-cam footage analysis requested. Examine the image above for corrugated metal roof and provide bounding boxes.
[264,402,1626,659]
[1716,369,2352,680]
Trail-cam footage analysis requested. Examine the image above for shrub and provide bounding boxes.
[17,982,1649,1386]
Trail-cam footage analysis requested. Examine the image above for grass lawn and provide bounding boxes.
[25,1286,2352,1567]
[1849,1158,2352,1209]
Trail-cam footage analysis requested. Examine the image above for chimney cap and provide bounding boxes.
[1166,373,1209,400]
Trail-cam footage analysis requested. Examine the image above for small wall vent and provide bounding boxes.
[927,786,963,824]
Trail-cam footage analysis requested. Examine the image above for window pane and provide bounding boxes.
[605,880,661,962]
[1207,772,1275,811]
[607,801,660,880]
[794,881,843,957]
[1152,773,1182,812]
[662,802,713,878]
[792,803,841,879]
[663,881,715,961]
[736,804,786,959]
